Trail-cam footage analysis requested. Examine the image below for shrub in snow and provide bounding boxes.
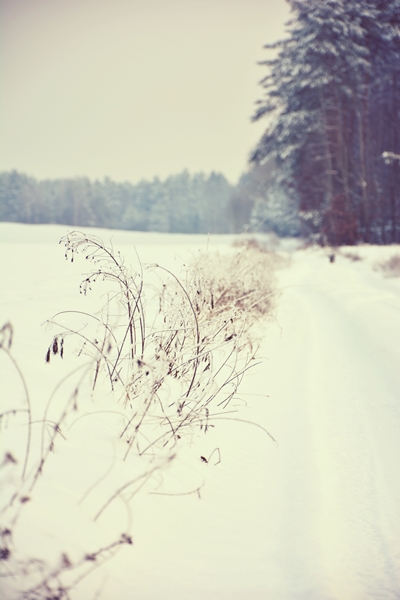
[340,251,363,262]
[374,254,400,278]
[0,232,277,599]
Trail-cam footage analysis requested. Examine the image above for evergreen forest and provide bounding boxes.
[252,0,400,244]
[0,170,237,234]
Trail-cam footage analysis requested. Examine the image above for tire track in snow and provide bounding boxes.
[299,292,399,599]
[266,253,400,599]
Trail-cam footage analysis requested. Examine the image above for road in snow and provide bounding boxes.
[1,224,400,599]
[255,249,400,599]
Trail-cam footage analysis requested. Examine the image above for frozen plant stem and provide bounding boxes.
[0,233,278,599]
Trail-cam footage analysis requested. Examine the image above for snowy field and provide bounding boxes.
[1,222,400,600]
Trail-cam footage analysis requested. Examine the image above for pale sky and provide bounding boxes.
[0,0,290,185]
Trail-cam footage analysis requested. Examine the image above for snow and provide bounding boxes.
[1,223,400,599]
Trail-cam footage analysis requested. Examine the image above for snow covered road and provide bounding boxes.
[1,225,400,599]
[258,248,400,599]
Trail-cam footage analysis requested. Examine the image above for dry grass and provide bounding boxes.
[186,245,278,351]
[374,254,400,277]
[341,251,363,262]
[1,232,278,599]
[233,234,280,252]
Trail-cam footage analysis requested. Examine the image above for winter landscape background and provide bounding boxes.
[1,0,400,598]
[1,222,400,599]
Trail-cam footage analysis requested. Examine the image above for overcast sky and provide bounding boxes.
[0,0,290,185]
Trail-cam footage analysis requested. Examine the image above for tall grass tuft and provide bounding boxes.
[1,232,278,599]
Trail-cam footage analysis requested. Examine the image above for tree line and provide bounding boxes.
[0,168,300,237]
[0,170,232,234]
[252,0,400,245]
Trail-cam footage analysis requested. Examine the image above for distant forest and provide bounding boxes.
[0,167,300,237]
[0,169,235,234]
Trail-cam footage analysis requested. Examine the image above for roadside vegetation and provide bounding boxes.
[374,253,400,278]
[0,232,279,599]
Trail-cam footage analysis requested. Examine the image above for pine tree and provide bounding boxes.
[252,0,400,244]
